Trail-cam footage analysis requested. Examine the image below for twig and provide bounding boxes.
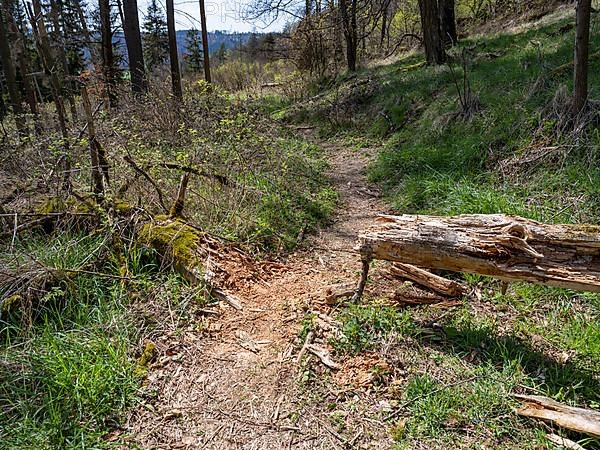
[296,330,315,363]
[350,258,371,302]
[123,155,168,213]
[200,423,226,449]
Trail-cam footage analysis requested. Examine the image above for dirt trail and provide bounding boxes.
[125,134,393,449]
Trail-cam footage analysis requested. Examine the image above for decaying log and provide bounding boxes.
[514,394,600,438]
[389,263,469,297]
[357,214,600,293]
[138,218,254,310]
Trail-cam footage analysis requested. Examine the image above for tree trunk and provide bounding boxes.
[438,0,457,47]
[380,3,388,49]
[8,18,39,125]
[0,5,26,135]
[75,2,100,70]
[573,0,591,115]
[198,0,211,82]
[29,0,71,192]
[48,0,77,121]
[81,85,109,196]
[99,0,117,107]
[339,0,358,71]
[122,0,147,94]
[418,0,445,64]
[165,0,182,99]
[357,214,600,293]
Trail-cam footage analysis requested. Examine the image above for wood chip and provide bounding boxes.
[306,344,340,369]
[546,433,586,450]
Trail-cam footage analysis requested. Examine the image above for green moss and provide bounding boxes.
[36,196,66,214]
[138,219,200,266]
[134,341,157,377]
[1,294,22,312]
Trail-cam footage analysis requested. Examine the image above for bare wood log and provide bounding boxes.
[514,394,600,438]
[389,263,469,297]
[357,214,600,293]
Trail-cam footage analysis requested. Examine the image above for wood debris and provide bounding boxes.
[514,394,600,438]
[546,434,585,450]
[306,344,340,370]
[389,263,469,297]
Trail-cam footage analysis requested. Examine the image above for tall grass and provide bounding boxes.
[0,233,146,449]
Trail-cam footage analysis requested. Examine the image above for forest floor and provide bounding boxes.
[124,131,400,449]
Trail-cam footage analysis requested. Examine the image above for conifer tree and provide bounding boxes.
[142,0,168,71]
[184,29,204,73]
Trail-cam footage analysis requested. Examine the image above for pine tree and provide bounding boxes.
[184,29,203,73]
[213,42,227,65]
[142,0,168,71]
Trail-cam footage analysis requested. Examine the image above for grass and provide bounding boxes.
[0,232,158,449]
[328,287,600,448]
[283,11,599,224]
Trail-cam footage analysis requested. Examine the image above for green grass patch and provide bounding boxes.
[332,302,416,354]
[0,233,158,449]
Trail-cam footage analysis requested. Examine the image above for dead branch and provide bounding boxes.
[123,155,168,213]
[514,394,600,438]
[389,263,469,297]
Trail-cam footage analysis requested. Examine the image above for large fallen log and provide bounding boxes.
[356,214,600,293]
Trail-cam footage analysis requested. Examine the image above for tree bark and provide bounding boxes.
[389,263,469,297]
[81,85,109,196]
[573,0,591,115]
[0,4,26,135]
[198,0,211,82]
[339,0,358,71]
[122,0,147,94]
[99,0,117,107]
[48,0,77,121]
[165,0,182,99]
[8,17,39,125]
[29,0,71,191]
[418,0,445,64]
[515,395,600,438]
[357,214,600,293]
[438,0,457,47]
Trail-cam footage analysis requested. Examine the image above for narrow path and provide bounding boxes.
[125,133,393,449]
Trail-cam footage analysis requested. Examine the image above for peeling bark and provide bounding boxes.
[357,214,600,293]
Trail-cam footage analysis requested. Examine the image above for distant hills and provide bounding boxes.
[113,30,257,58]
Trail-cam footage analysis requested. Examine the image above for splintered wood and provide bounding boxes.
[514,395,600,438]
[357,214,600,293]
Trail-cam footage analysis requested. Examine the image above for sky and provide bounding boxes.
[137,0,292,33]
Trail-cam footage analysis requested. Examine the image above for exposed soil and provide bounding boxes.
[123,132,398,449]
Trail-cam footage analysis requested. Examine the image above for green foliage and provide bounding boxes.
[118,85,334,252]
[332,303,415,354]
[184,29,204,73]
[142,0,168,70]
[0,233,160,449]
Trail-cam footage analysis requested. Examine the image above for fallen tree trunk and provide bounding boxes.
[514,394,600,438]
[138,217,255,309]
[357,214,600,293]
